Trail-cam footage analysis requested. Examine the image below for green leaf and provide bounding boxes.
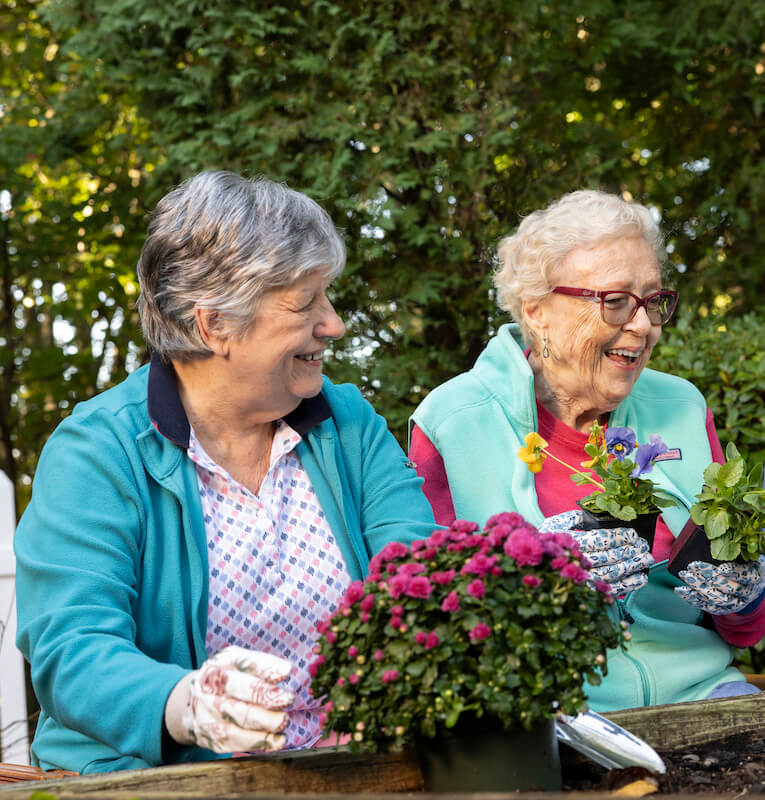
[704,507,730,539]
[711,537,740,561]
[718,458,745,488]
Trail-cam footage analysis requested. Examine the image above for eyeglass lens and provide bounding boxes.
[602,292,675,325]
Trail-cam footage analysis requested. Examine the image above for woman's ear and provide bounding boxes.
[194,306,230,358]
[522,299,548,345]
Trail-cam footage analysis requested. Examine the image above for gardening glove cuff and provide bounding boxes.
[675,557,765,615]
[164,645,294,753]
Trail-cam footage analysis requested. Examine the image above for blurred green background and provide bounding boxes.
[2,0,765,732]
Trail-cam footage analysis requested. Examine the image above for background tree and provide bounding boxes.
[2,0,764,515]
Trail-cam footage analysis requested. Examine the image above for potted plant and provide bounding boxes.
[668,443,765,577]
[309,514,624,792]
[518,421,677,549]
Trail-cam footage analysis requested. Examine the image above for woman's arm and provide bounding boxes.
[409,424,456,526]
[14,414,188,769]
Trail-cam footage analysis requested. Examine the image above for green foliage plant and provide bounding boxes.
[689,443,765,562]
[650,309,765,468]
[309,513,623,753]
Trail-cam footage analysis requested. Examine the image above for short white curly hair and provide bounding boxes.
[494,190,667,346]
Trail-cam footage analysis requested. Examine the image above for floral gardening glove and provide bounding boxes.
[164,645,295,753]
[675,558,765,615]
[540,510,654,596]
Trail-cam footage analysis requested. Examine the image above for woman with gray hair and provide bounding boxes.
[410,189,765,710]
[15,171,436,774]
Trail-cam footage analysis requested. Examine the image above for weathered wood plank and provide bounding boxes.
[604,691,765,752]
[0,748,422,798]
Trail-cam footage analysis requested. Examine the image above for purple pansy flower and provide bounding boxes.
[631,434,669,476]
[605,427,637,461]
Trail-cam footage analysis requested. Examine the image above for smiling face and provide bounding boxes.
[221,268,346,421]
[523,235,663,430]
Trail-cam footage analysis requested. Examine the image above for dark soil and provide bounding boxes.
[563,738,765,794]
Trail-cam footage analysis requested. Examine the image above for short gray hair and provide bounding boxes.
[137,170,346,360]
[494,189,667,345]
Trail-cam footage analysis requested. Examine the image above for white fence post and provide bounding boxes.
[0,471,29,764]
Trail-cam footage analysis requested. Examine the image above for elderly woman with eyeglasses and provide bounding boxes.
[410,189,765,710]
[15,171,436,774]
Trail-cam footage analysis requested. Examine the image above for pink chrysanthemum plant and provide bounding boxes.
[519,420,677,523]
[309,513,624,753]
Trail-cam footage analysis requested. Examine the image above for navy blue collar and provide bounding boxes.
[146,352,331,448]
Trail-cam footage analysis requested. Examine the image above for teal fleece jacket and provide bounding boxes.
[412,324,744,710]
[15,359,436,774]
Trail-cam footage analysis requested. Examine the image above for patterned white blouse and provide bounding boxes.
[188,420,351,749]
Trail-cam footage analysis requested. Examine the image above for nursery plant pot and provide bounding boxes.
[667,519,741,577]
[576,502,660,552]
[415,711,561,792]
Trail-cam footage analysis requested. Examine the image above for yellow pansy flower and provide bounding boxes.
[518,432,549,474]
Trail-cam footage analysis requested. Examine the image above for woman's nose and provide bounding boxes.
[317,298,346,340]
[625,304,654,334]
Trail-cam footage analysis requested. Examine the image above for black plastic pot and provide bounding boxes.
[667,521,727,577]
[576,502,660,552]
[415,712,561,792]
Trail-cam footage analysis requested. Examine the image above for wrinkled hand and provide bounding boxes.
[164,645,295,753]
[675,558,765,615]
[540,510,654,596]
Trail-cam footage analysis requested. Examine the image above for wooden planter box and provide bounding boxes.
[1,692,764,799]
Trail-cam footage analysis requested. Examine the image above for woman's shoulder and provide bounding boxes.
[632,366,707,406]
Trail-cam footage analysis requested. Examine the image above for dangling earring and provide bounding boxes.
[542,335,550,359]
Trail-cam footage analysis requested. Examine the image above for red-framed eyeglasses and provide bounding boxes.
[552,287,679,326]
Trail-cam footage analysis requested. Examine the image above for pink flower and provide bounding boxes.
[504,529,544,566]
[431,569,457,585]
[382,670,400,683]
[522,574,542,588]
[319,712,327,726]
[390,616,402,629]
[540,533,565,557]
[348,646,358,658]
[308,654,326,677]
[323,700,334,712]
[405,576,432,598]
[336,677,346,687]
[486,524,513,547]
[580,555,592,569]
[485,511,526,530]
[427,530,450,547]
[316,618,330,635]
[348,673,359,685]
[361,611,370,622]
[360,593,375,612]
[441,591,460,613]
[390,605,404,616]
[560,563,589,584]
[447,541,466,552]
[465,534,487,548]
[398,562,426,576]
[424,632,440,650]
[326,630,337,644]
[418,547,438,560]
[414,631,427,644]
[594,580,612,595]
[461,553,497,576]
[551,556,569,570]
[379,541,410,562]
[552,531,578,550]
[451,519,480,533]
[345,580,365,605]
[469,622,491,641]
[388,574,411,599]
[373,649,384,661]
[467,579,486,598]
[411,540,427,551]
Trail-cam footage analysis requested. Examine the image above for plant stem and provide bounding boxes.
[542,449,605,491]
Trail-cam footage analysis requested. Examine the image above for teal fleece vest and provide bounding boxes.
[412,323,743,710]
